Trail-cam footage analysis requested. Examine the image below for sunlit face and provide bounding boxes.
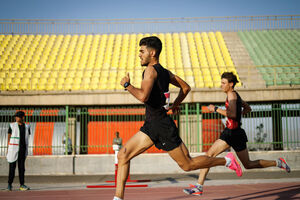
[139,45,152,66]
[221,78,233,93]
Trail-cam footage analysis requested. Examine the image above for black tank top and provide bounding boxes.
[143,64,170,121]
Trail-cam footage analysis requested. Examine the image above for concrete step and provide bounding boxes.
[222,32,266,88]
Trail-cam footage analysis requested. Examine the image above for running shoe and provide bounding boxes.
[183,184,203,196]
[278,158,291,173]
[225,152,243,177]
[6,184,12,191]
[20,185,30,191]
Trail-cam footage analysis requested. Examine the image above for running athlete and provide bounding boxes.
[113,37,242,200]
[183,72,291,196]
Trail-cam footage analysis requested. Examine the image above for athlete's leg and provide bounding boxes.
[179,142,192,159]
[115,131,154,199]
[236,148,276,169]
[168,142,226,171]
[198,139,230,185]
[182,139,230,196]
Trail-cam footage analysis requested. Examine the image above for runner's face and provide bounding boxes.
[221,78,233,92]
[139,45,151,66]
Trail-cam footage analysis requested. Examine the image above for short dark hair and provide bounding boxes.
[14,111,25,118]
[139,36,162,59]
[221,72,239,87]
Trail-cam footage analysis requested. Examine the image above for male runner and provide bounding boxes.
[113,37,243,200]
[183,72,291,196]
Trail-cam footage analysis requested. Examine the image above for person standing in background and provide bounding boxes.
[7,111,31,191]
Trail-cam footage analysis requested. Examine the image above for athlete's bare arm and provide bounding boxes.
[169,71,191,113]
[120,66,157,103]
[208,92,237,118]
[241,100,252,115]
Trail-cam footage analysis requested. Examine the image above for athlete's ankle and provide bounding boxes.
[224,156,231,167]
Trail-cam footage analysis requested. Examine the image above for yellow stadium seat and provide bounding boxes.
[196,81,205,88]
[33,71,41,78]
[67,71,76,78]
[74,77,82,85]
[204,75,212,82]
[57,77,65,85]
[56,84,64,91]
[19,83,28,90]
[204,81,214,88]
[0,71,6,78]
[48,78,56,85]
[58,71,67,78]
[63,84,72,91]
[90,82,99,90]
[46,83,55,91]
[12,78,21,85]
[9,83,19,90]
[210,68,220,76]
[21,77,30,85]
[37,84,46,90]
[99,83,107,90]
[213,75,221,82]
[219,67,227,74]
[8,72,16,78]
[214,81,221,88]
[50,71,58,78]
[72,83,81,90]
[202,68,211,76]
[15,72,24,78]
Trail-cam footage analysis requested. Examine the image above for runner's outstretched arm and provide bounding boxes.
[208,92,237,118]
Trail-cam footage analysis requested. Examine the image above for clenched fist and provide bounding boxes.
[120,72,130,87]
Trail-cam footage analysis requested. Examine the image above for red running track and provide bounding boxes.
[1,182,300,200]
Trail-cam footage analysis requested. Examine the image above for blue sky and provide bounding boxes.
[0,0,299,19]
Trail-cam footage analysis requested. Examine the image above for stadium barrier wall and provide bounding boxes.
[0,102,299,157]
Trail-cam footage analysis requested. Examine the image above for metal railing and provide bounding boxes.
[0,15,299,34]
[0,102,299,156]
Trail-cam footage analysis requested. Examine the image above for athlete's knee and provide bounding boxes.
[181,164,192,172]
[206,152,213,157]
[178,162,193,172]
[243,163,252,169]
[242,161,253,169]
[117,148,130,164]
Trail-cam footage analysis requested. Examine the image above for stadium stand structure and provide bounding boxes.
[238,30,300,86]
[0,32,243,91]
[1,30,299,92]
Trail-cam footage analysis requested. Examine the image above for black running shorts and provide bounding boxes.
[220,127,248,152]
[140,115,182,151]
